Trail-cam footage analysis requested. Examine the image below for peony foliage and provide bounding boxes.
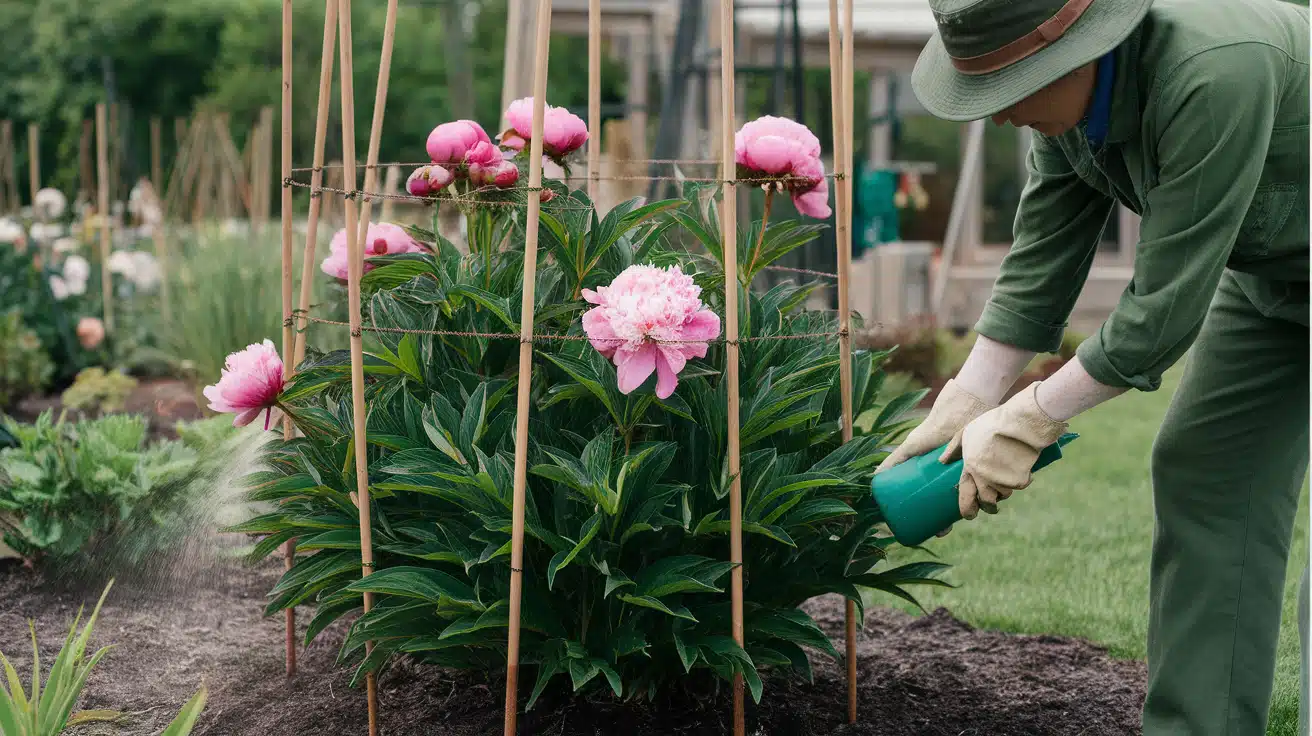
[236,180,942,707]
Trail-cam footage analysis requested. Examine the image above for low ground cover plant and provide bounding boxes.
[227,109,945,707]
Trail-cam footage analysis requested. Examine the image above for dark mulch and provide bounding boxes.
[13,378,203,440]
[0,554,1146,736]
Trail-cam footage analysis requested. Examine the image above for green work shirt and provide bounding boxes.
[975,0,1310,391]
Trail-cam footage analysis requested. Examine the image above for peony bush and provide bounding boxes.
[229,110,939,707]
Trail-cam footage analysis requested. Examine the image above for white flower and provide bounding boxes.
[49,275,70,301]
[140,203,163,226]
[128,251,161,291]
[63,254,90,288]
[0,217,26,245]
[29,223,64,243]
[111,201,125,218]
[108,249,135,276]
[34,188,67,221]
[53,237,80,254]
[220,219,248,238]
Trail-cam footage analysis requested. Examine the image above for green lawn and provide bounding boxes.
[882,368,1308,734]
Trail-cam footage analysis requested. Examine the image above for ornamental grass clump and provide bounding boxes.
[230,113,941,707]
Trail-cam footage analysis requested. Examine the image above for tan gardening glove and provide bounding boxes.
[953,382,1068,519]
[876,379,995,474]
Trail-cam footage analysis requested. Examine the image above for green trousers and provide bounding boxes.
[1143,271,1309,735]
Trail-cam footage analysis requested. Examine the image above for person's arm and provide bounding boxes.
[1074,45,1280,392]
[974,133,1117,355]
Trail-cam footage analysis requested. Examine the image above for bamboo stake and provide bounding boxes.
[717,0,745,733]
[380,165,399,222]
[151,118,163,196]
[503,2,552,733]
[587,0,601,201]
[826,0,859,722]
[292,0,340,370]
[27,124,39,207]
[96,105,114,333]
[335,0,379,732]
[279,0,298,681]
[2,122,17,213]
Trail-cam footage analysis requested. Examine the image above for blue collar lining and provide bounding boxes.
[1084,52,1116,148]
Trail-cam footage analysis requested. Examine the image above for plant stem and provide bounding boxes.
[744,187,774,285]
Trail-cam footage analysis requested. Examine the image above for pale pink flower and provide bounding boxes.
[75,316,105,350]
[426,120,492,165]
[320,222,425,280]
[581,265,721,399]
[501,97,589,159]
[407,164,455,196]
[202,339,285,429]
[735,116,831,219]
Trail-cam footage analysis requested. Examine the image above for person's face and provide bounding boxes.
[990,62,1097,137]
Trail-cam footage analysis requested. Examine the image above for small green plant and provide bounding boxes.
[0,247,93,387]
[0,412,204,565]
[59,368,139,415]
[0,311,55,411]
[0,581,208,736]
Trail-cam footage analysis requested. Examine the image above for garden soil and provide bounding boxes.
[0,557,1146,736]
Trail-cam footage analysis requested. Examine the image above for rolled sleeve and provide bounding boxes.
[975,135,1115,354]
[1076,47,1279,391]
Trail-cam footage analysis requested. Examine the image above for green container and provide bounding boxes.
[872,433,1078,546]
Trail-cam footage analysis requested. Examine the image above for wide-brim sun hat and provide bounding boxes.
[912,0,1154,122]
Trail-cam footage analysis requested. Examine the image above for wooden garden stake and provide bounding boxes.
[380,165,399,223]
[587,0,601,201]
[279,0,299,681]
[109,104,120,206]
[826,0,859,721]
[27,124,39,207]
[151,118,163,196]
[96,104,114,333]
[717,1,746,733]
[349,0,399,262]
[503,2,552,733]
[292,0,340,370]
[144,181,173,323]
[334,0,380,732]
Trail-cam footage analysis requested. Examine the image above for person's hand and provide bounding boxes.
[876,379,995,474]
[953,382,1068,519]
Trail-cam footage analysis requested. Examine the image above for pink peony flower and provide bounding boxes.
[320,221,425,281]
[202,339,286,429]
[501,97,589,159]
[735,116,831,219]
[426,120,492,165]
[581,265,721,399]
[75,316,105,350]
[406,164,455,196]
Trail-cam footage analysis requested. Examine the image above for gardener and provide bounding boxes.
[879,0,1310,733]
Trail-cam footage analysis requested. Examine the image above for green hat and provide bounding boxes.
[912,0,1153,122]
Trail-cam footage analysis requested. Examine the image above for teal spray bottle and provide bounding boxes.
[871,433,1078,546]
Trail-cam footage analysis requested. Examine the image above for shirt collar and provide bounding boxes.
[1084,51,1117,148]
[1105,25,1143,145]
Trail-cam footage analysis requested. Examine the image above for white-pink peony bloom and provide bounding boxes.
[406,164,455,196]
[581,265,721,399]
[320,222,425,281]
[735,115,832,219]
[202,339,286,429]
[426,120,493,165]
[501,97,589,159]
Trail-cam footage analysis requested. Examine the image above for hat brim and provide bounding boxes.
[912,0,1153,122]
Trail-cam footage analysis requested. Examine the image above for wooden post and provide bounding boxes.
[832,0,858,721]
[2,122,18,213]
[279,0,298,681]
[335,0,380,732]
[261,106,276,229]
[380,165,399,223]
[930,119,985,321]
[144,181,173,322]
[96,105,115,333]
[587,0,601,202]
[292,0,340,370]
[27,124,39,207]
[151,118,163,196]
[504,1,552,733]
[717,1,745,734]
